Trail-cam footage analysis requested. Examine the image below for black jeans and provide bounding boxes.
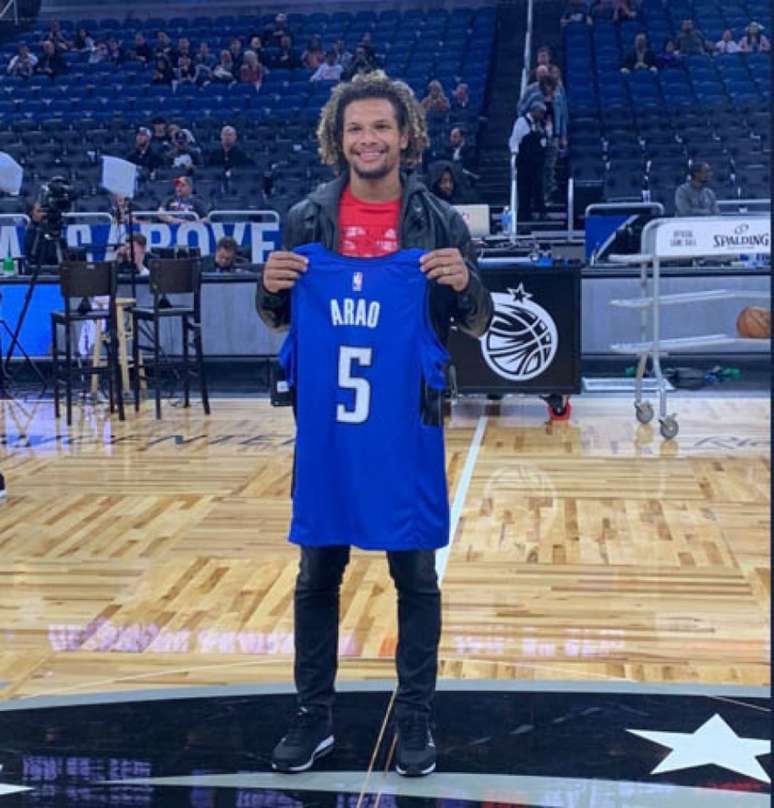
[294,545,441,720]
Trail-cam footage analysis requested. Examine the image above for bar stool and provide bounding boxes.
[131,258,210,420]
[51,261,125,426]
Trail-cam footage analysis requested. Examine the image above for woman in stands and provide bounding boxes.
[302,35,325,70]
[212,50,236,83]
[73,27,94,53]
[152,56,173,85]
[239,50,263,90]
[739,22,771,52]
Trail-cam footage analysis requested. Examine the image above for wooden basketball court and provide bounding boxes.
[0,395,769,700]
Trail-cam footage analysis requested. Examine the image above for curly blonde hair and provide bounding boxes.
[316,70,429,174]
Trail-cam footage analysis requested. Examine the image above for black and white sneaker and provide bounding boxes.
[395,713,436,777]
[0,472,5,498]
[271,707,334,773]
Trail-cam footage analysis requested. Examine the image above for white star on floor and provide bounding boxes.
[628,713,771,784]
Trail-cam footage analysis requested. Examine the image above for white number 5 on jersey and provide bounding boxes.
[337,346,372,424]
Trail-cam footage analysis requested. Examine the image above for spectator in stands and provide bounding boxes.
[36,40,66,79]
[155,31,173,59]
[208,125,253,170]
[715,29,742,54]
[159,176,208,222]
[7,45,38,78]
[239,50,263,89]
[152,55,174,84]
[442,128,475,171]
[311,50,343,82]
[201,236,249,272]
[229,37,244,71]
[168,128,202,172]
[613,0,639,24]
[590,0,615,23]
[674,162,720,216]
[518,69,567,204]
[194,41,216,82]
[175,37,192,67]
[247,35,264,61]
[263,13,290,47]
[132,33,153,63]
[303,36,325,69]
[272,35,301,69]
[529,46,563,84]
[151,116,170,147]
[342,46,375,80]
[127,126,162,174]
[739,22,771,52]
[621,33,658,72]
[560,0,591,26]
[115,233,150,276]
[421,80,450,115]
[508,100,548,221]
[359,32,378,66]
[106,37,125,65]
[427,160,473,205]
[450,83,472,123]
[212,50,236,83]
[658,38,682,69]
[676,20,710,55]
[46,20,70,52]
[73,27,94,52]
[333,39,353,71]
[88,41,108,64]
[176,54,197,84]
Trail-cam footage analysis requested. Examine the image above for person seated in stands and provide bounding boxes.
[239,50,263,88]
[127,126,162,174]
[271,35,301,69]
[208,125,253,170]
[176,53,196,84]
[106,37,124,65]
[194,42,215,83]
[36,39,66,79]
[674,162,720,217]
[613,0,638,24]
[359,32,378,66]
[212,50,236,83]
[151,116,170,147]
[174,37,192,67]
[247,35,264,61]
[676,19,711,55]
[229,37,244,72]
[155,31,173,59]
[201,236,249,273]
[621,33,658,72]
[263,12,291,47]
[115,233,150,276]
[715,29,741,53]
[159,176,209,223]
[427,160,475,205]
[131,33,153,63]
[311,50,343,82]
[450,82,471,113]
[658,38,682,68]
[528,46,563,84]
[302,35,325,69]
[442,128,475,171]
[332,39,353,71]
[590,0,615,23]
[46,20,70,52]
[24,201,61,266]
[151,55,174,84]
[342,46,375,80]
[421,80,450,115]
[560,0,591,27]
[88,41,108,64]
[73,27,94,52]
[7,45,38,78]
[739,22,771,52]
[169,129,202,172]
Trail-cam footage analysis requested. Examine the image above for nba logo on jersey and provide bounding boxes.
[352,272,363,292]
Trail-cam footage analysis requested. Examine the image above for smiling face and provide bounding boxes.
[341,98,408,182]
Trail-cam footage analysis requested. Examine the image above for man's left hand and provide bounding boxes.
[420,248,469,293]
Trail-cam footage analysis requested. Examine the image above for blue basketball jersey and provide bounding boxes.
[279,242,450,551]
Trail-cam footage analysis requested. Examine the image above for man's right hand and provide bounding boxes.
[261,250,309,293]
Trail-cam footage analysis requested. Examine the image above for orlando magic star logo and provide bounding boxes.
[480,283,559,381]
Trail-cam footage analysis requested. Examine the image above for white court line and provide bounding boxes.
[435,415,488,584]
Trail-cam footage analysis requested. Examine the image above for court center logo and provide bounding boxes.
[481,284,558,381]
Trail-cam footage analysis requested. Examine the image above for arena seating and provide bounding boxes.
[563,0,771,212]
[0,7,495,215]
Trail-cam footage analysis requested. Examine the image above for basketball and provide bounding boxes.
[736,307,771,339]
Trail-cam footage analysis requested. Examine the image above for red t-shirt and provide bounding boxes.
[338,186,400,257]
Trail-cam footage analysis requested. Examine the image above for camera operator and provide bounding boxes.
[24,200,64,268]
[115,232,150,276]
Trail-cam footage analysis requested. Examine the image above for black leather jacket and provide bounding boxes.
[255,171,493,343]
